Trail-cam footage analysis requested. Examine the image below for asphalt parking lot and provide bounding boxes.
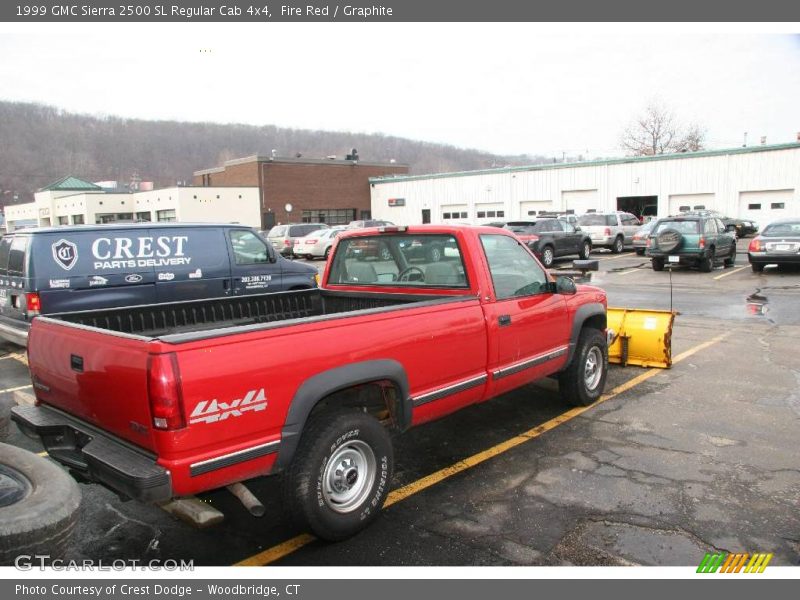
[2,239,799,567]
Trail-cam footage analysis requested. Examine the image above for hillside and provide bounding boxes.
[0,101,548,206]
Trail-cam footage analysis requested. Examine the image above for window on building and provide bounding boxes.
[771,203,785,210]
[95,213,134,224]
[477,211,486,218]
[135,211,152,222]
[301,209,355,225]
[157,209,177,222]
[443,212,452,219]
[72,214,84,225]
[678,206,690,212]
[748,203,762,210]
[487,211,496,218]
[57,216,69,225]
[460,212,468,219]
[497,210,505,217]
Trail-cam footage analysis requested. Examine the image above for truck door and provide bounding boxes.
[227,229,283,295]
[479,234,571,397]
[153,227,232,302]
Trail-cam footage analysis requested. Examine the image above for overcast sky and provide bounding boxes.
[1,25,798,158]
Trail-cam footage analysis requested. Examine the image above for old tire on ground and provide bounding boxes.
[0,443,81,564]
[751,262,764,273]
[651,258,665,272]
[0,398,13,442]
[558,328,608,407]
[656,229,683,254]
[700,248,715,273]
[579,241,592,260]
[611,236,624,254]
[282,410,393,541]
[541,246,555,268]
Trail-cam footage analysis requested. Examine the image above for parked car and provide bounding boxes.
[680,210,757,237]
[13,224,608,542]
[346,219,395,229]
[503,219,592,267]
[632,220,657,255]
[266,223,329,257]
[646,214,737,272]
[0,223,318,346]
[294,227,345,260]
[747,218,800,273]
[577,212,641,253]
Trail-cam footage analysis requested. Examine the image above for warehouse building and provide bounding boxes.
[193,154,409,230]
[369,142,800,227]
[4,176,259,231]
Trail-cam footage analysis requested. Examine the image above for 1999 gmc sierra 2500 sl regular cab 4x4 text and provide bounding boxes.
[13,225,608,541]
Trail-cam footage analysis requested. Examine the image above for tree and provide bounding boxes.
[621,101,706,156]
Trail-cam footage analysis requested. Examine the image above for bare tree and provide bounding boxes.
[621,101,706,156]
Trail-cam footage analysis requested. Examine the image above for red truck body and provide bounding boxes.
[14,225,607,540]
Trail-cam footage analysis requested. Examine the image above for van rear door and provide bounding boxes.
[0,235,31,324]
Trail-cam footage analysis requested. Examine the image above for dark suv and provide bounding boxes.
[503,219,592,267]
[646,215,737,272]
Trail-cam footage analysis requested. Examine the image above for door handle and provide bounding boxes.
[498,315,512,327]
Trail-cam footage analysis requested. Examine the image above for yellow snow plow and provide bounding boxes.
[606,307,675,369]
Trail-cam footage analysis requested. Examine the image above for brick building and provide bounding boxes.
[194,155,408,230]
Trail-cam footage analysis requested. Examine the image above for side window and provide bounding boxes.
[704,219,717,234]
[716,219,727,233]
[230,230,269,265]
[561,221,575,233]
[480,234,548,300]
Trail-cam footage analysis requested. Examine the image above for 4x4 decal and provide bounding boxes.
[189,389,267,424]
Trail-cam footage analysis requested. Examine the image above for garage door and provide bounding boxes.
[739,189,796,226]
[668,193,715,216]
[561,190,598,214]
[519,200,552,218]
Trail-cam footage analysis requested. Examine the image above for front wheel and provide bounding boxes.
[579,241,591,260]
[724,247,736,267]
[541,246,555,268]
[282,410,393,541]
[559,328,608,407]
[612,236,624,254]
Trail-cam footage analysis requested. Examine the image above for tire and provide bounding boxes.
[0,443,81,565]
[579,241,591,260]
[700,248,714,273]
[635,248,645,256]
[656,229,683,254]
[724,247,736,268]
[427,245,443,263]
[306,255,314,261]
[0,398,12,442]
[751,262,764,273]
[282,410,393,541]
[559,328,608,407]
[652,258,665,272]
[611,236,624,254]
[541,246,555,268]
[379,247,392,261]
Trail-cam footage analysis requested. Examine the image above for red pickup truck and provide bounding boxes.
[12,225,608,541]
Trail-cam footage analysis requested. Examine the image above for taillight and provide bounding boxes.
[147,353,185,431]
[284,240,291,246]
[305,239,318,244]
[748,238,762,252]
[604,227,612,236]
[646,238,651,248]
[699,237,705,249]
[25,292,41,316]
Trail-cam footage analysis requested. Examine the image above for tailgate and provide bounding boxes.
[27,317,157,451]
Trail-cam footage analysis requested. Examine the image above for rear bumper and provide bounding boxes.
[748,252,800,265]
[0,316,29,346]
[647,250,706,264]
[11,403,172,503]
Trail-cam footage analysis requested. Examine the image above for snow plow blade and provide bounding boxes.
[607,307,675,369]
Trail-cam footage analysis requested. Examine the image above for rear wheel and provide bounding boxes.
[635,248,645,256]
[612,236,624,254]
[379,247,392,261]
[541,246,555,268]
[0,443,82,563]
[559,328,608,407]
[751,262,764,273]
[700,248,714,273]
[579,241,591,260]
[724,247,736,267]
[282,410,393,541]
[652,258,665,271]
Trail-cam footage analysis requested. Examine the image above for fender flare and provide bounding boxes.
[274,359,411,471]
[566,303,607,365]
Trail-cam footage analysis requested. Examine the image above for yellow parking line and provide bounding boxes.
[713,266,748,280]
[617,268,644,276]
[596,253,633,261]
[235,331,730,566]
[0,384,32,394]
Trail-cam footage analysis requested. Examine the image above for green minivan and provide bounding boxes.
[646,215,737,272]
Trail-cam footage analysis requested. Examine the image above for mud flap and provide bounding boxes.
[607,307,675,368]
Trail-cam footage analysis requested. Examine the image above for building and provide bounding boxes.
[4,176,259,232]
[369,143,800,227]
[193,154,409,230]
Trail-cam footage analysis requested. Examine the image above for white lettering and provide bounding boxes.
[137,237,154,258]
[92,238,112,260]
[115,238,134,259]
[156,236,171,257]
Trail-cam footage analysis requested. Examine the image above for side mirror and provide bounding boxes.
[555,276,577,295]
[574,226,582,232]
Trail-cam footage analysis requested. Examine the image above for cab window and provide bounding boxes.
[480,234,548,299]
[230,230,269,265]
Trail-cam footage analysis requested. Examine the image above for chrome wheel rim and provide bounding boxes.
[322,440,376,514]
[584,347,603,391]
[543,248,553,266]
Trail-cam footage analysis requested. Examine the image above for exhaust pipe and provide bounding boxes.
[227,482,265,517]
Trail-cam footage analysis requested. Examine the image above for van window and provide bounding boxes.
[7,236,28,276]
[230,230,269,265]
[0,237,12,275]
[267,226,287,238]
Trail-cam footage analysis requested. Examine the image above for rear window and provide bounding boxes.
[762,222,800,237]
[653,220,701,234]
[7,236,28,276]
[578,214,616,226]
[0,236,12,276]
[267,226,287,238]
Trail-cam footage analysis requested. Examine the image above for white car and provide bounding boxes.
[294,228,345,260]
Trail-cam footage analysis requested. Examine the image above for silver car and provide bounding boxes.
[294,228,345,260]
[266,223,329,257]
[577,212,641,253]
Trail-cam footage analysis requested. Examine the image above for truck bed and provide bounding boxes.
[45,288,453,341]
